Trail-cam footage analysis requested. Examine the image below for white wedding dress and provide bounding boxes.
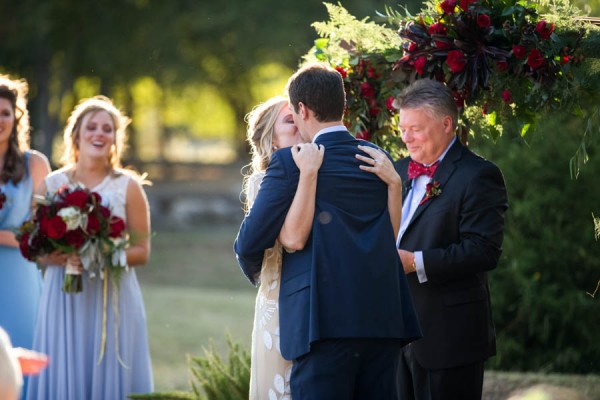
[247,172,293,400]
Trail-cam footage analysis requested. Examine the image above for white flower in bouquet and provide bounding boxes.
[57,206,85,231]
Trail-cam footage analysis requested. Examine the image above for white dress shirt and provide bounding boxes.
[312,125,348,142]
[397,136,456,283]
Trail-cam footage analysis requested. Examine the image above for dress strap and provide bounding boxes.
[23,150,31,178]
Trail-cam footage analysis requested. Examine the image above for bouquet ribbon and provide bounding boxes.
[97,267,127,368]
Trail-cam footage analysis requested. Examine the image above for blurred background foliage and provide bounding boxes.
[0,0,422,164]
[1,0,600,164]
[1,0,600,383]
[470,116,600,374]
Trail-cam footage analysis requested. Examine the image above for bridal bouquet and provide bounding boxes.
[0,188,6,209]
[16,184,128,293]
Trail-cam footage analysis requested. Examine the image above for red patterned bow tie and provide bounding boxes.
[407,160,439,180]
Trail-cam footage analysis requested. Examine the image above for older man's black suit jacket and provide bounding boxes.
[395,138,508,369]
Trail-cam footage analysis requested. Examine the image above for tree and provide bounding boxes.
[470,118,600,373]
[1,0,399,161]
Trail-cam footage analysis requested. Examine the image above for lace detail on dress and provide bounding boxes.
[247,172,265,209]
[44,169,130,221]
[100,173,129,221]
[248,172,293,399]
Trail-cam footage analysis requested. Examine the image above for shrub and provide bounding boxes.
[471,115,600,373]
[130,336,250,400]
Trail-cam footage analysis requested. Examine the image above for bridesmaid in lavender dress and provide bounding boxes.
[0,75,51,400]
[26,96,153,400]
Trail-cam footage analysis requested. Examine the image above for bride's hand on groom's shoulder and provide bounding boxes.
[291,143,325,175]
[356,145,402,188]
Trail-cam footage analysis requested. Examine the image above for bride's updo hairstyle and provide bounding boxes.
[60,95,130,169]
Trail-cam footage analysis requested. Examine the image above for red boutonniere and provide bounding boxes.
[420,180,442,205]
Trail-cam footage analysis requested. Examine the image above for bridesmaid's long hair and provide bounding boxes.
[0,75,30,184]
[242,96,287,210]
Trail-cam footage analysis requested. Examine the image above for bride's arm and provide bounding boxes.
[278,143,325,251]
[356,145,402,238]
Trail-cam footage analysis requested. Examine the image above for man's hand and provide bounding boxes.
[398,249,416,275]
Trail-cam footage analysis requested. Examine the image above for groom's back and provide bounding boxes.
[279,131,411,359]
[315,137,389,218]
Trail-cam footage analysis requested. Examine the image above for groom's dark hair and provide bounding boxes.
[287,63,346,122]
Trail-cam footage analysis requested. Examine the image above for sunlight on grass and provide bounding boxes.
[140,225,250,290]
[142,284,255,391]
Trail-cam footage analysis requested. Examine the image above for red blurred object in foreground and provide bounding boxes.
[12,348,49,375]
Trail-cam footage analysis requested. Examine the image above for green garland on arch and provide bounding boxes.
[303,1,600,173]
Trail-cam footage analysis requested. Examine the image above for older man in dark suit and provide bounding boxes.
[394,79,508,400]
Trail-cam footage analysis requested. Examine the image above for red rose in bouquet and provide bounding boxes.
[0,189,6,209]
[16,184,128,293]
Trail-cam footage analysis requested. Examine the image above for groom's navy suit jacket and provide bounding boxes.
[235,130,421,360]
[395,139,508,370]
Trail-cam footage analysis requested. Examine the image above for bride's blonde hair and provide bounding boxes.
[242,96,288,208]
[246,95,287,174]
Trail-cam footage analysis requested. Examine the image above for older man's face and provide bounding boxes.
[399,107,454,165]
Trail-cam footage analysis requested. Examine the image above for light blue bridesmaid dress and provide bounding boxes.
[0,151,43,399]
[26,169,154,400]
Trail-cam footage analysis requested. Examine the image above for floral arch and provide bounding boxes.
[304,0,600,173]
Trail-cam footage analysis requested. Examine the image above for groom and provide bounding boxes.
[234,63,421,399]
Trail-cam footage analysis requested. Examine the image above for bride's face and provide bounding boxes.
[77,110,115,161]
[272,104,304,149]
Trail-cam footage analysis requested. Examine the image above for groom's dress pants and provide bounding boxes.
[290,338,402,400]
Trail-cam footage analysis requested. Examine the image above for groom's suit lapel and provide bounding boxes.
[405,139,463,229]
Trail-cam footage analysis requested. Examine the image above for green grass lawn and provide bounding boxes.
[141,225,250,290]
[142,284,255,391]
[139,224,255,391]
[138,224,600,398]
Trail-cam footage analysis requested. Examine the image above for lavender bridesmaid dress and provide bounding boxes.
[26,169,153,400]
